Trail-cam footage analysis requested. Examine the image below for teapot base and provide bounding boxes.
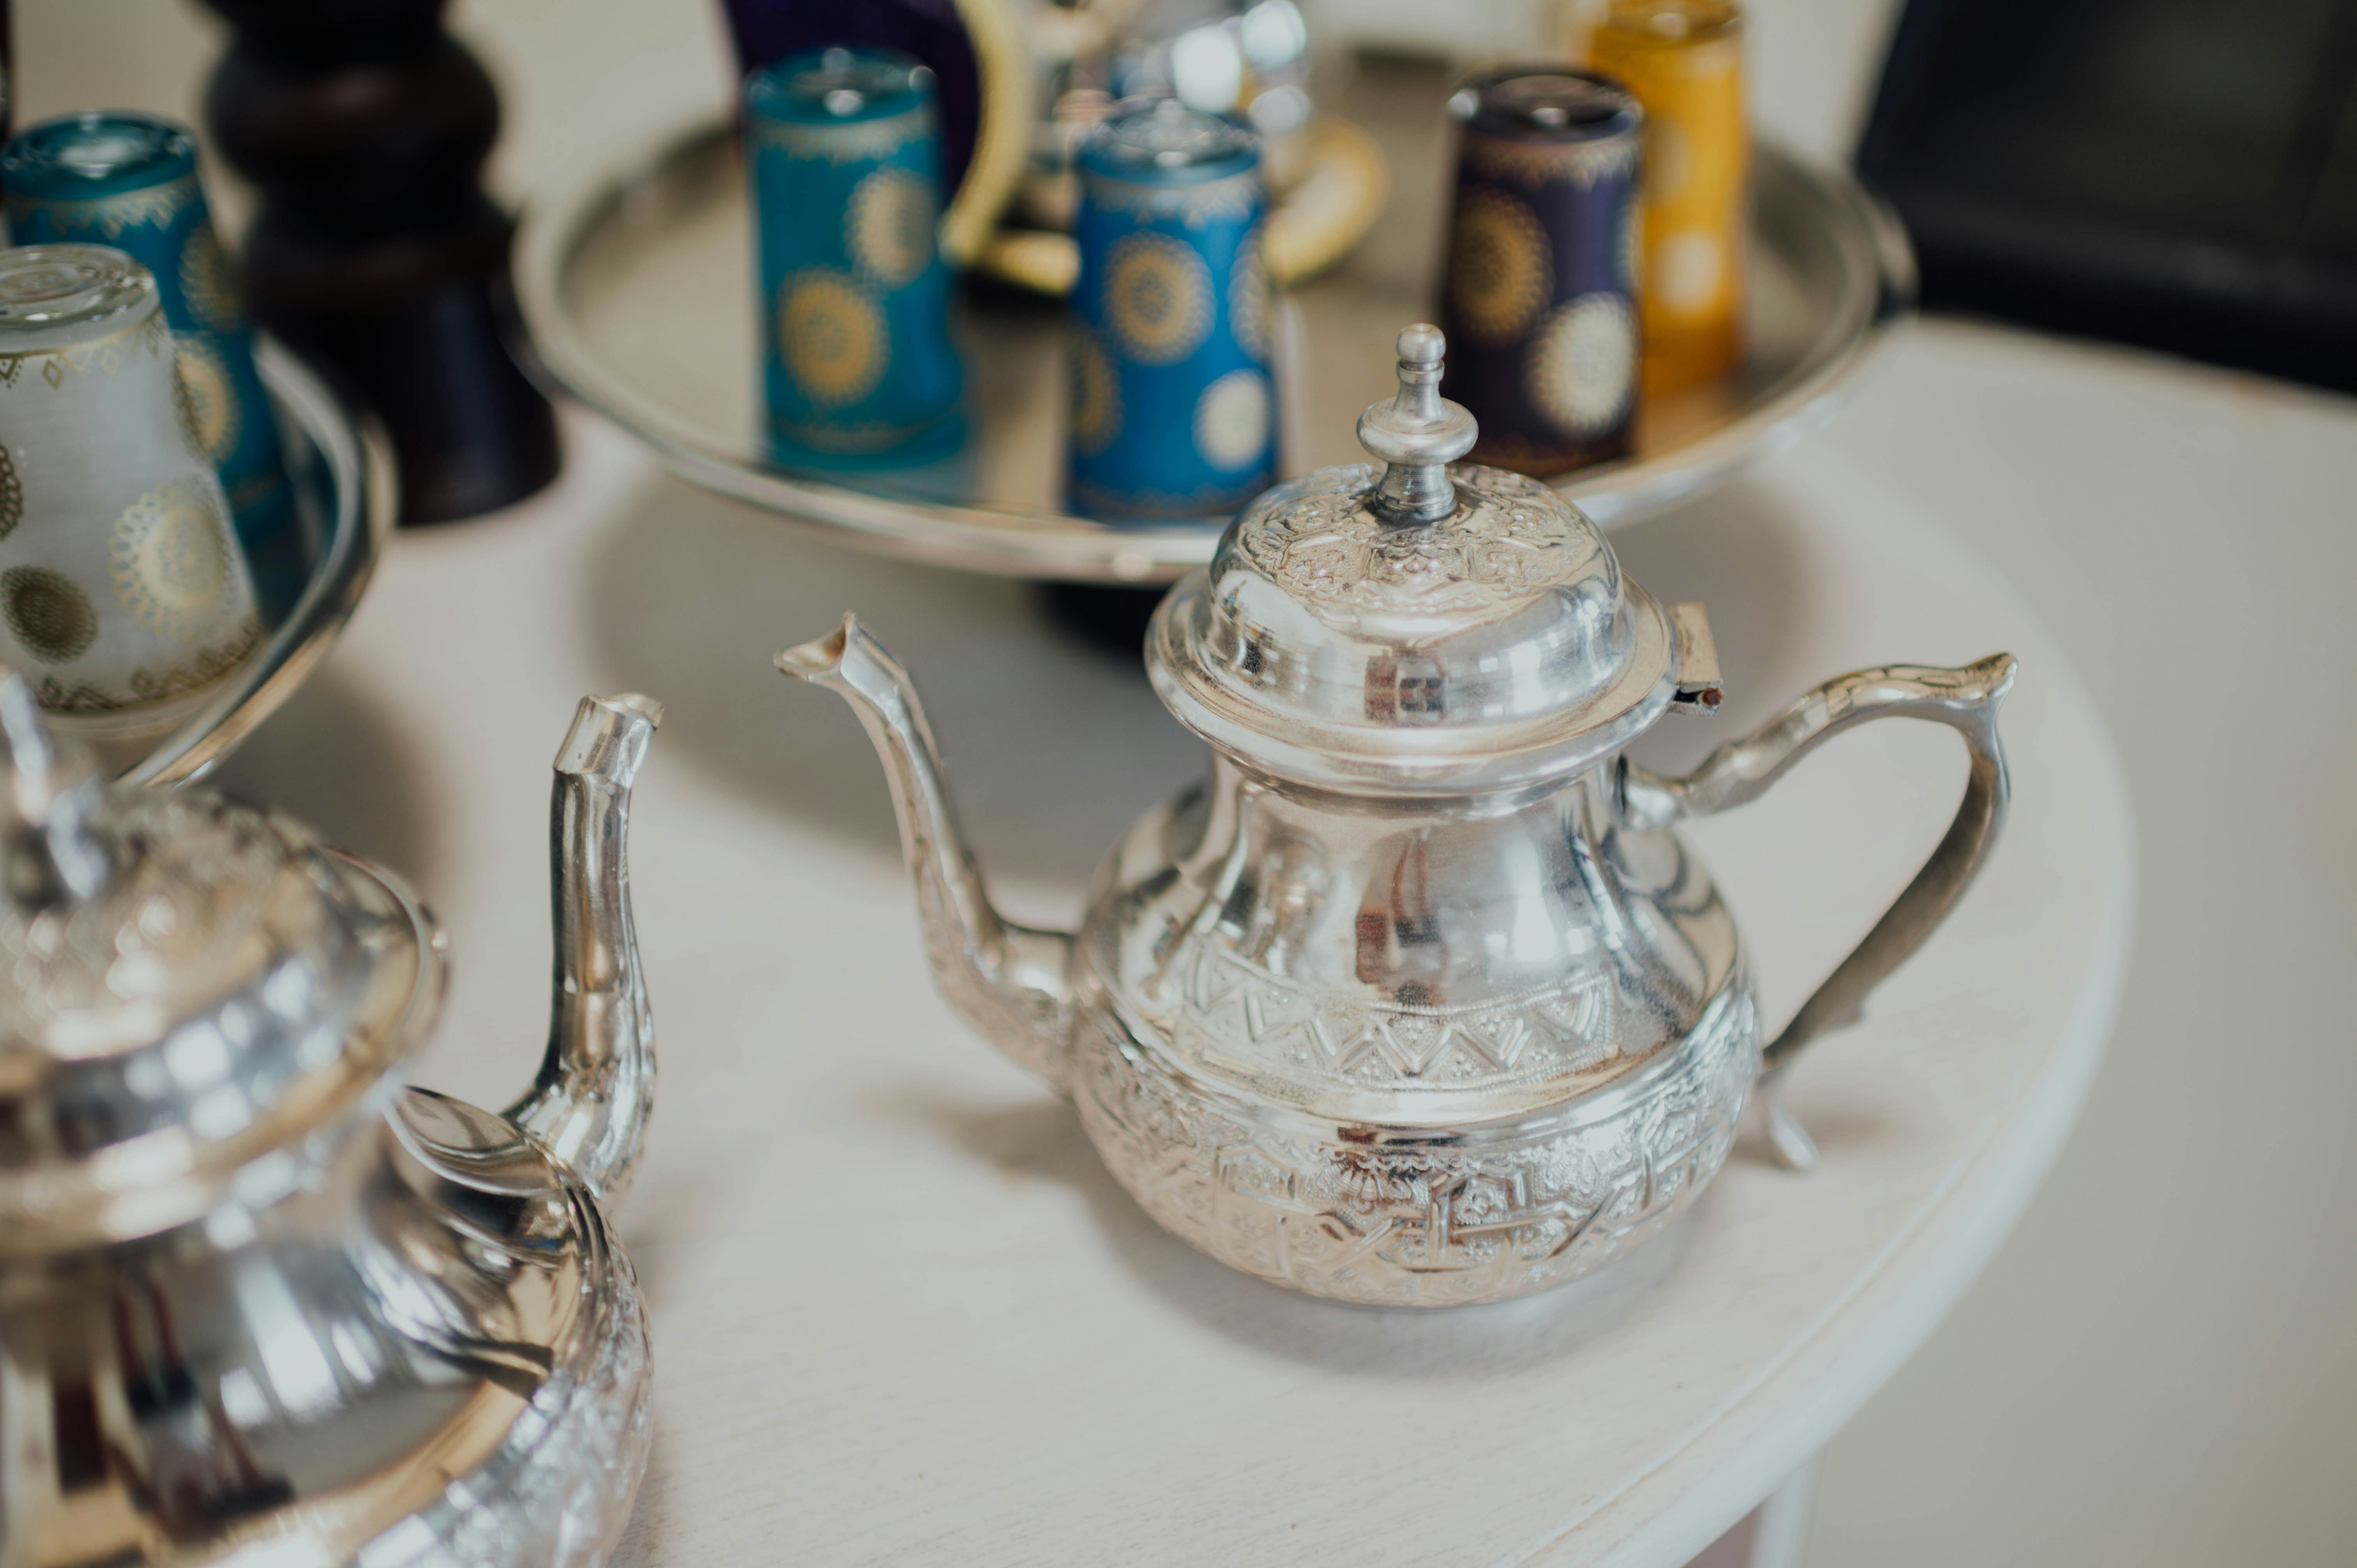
[1071,975,1760,1308]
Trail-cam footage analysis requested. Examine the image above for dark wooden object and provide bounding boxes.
[200,0,559,524]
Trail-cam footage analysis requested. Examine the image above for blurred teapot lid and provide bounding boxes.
[0,672,439,1253]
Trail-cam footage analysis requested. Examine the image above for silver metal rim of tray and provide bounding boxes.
[514,120,1915,585]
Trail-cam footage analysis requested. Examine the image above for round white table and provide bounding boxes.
[214,415,2133,1568]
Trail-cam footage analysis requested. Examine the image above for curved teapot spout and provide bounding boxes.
[777,616,1075,1091]
[507,693,662,1207]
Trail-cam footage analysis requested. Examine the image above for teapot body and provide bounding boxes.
[1065,752,1759,1306]
[0,1085,650,1568]
[777,324,2015,1310]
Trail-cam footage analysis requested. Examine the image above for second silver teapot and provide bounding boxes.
[0,676,661,1563]
[781,325,2013,1308]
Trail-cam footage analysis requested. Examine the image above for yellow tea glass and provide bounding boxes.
[1585,0,1748,393]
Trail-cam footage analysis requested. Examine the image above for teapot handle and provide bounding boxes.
[1619,653,2017,1171]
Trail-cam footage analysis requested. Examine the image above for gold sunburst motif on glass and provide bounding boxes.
[109,477,236,643]
[1103,233,1212,366]
[1193,369,1270,473]
[125,614,260,705]
[1449,190,1551,347]
[2,567,98,663]
[178,221,242,332]
[777,269,888,407]
[173,337,240,464]
[1068,329,1122,456]
[847,166,937,290]
[1527,293,1636,437]
[1230,233,1271,364]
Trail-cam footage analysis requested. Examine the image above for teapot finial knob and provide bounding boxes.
[1357,323,1478,525]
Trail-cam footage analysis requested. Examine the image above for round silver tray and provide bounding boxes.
[59,343,392,786]
[518,94,1910,584]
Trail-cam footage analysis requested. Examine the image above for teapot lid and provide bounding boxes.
[1149,325,1714,795]
[0,675,438,1252]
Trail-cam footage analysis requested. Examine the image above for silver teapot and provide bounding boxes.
[781,325,2013,1309]
[0,674,661,1564]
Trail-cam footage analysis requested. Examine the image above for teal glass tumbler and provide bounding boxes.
[3,113,297,582]
[746,47,964,464]
[1068,101,1274,525]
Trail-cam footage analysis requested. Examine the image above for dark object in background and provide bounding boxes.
[1438,69,1643,478]
[1857,0,2357,395]
[199,0,559,524]
[1039,580,1164,658]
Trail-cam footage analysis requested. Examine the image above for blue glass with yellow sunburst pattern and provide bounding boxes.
[1069,102,1273,524]
[3,113,297,596]
[747,47,964,465]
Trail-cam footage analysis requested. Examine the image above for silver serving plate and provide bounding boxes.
[55,341,391,785]
[516,73,1912,585]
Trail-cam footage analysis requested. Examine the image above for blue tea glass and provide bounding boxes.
[747,47,964,465]
[1068,101,1274,524]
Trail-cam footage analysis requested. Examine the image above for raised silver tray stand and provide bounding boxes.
[516,76,1912,584]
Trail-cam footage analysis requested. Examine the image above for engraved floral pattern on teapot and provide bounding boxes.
[1238,463,1607,624]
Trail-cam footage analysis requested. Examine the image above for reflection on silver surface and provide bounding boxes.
[518,59,1912,583]
[780,325,2011,1307]
[508,695,664,1207]
[0,679,663,1564]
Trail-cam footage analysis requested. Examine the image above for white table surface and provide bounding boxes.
[209,401,2133,1567]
